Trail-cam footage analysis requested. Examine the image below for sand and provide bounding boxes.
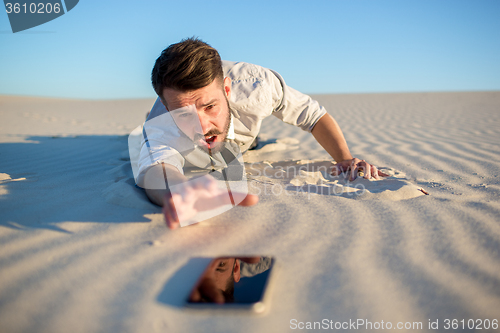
[1,92,499,332]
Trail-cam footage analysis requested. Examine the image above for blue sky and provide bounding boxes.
[1,0,499,99]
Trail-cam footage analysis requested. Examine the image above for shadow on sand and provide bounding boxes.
[0,135,159,232]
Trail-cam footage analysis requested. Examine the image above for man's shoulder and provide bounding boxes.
[223,60,284,115]
[222,60,275,83]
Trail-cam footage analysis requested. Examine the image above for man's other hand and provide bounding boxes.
[163,174,258,229]
[331,158,389,181]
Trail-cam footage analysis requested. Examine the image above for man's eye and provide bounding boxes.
[206,104,214,110]
[218,261,227,267]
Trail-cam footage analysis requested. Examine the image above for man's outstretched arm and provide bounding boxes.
[312,113,387,180]
[143,163,258,229]
[143,163,187,206]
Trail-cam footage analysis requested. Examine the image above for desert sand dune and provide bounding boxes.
[1,92,499,332]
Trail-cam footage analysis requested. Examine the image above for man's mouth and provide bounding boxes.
[205,135,217,147]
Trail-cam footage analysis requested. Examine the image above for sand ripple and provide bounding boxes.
[1,93,499,332]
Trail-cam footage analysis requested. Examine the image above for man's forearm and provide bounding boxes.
[311,113,353,162]
[143,163,187,206]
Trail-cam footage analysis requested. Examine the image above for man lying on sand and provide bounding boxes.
[135,37,387,229]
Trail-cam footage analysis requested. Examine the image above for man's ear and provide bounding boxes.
[223,77,231,100]
[233,258,241,283]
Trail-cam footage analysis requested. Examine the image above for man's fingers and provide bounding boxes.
[163,206,179,229]
[237,193,259,206]
[162,198,173,226]
[163,194,180,229]
[169,194,180,221]
[378,170,390,177]
[331,161,351,176]
[356,160,372,180]
[331,164,339,176]
[332,163,346,175]
[350,167,357,181]
[229,191,259,206]
[207,191,259,208]
[350,159,359,181]
[363,162,372,179]
[333,158,389,181]
[372,165,381,180]
[165,188,258,229]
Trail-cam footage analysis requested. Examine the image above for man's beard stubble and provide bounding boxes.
[203,98,232,154]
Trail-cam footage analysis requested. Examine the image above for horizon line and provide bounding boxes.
[1,89,500,101]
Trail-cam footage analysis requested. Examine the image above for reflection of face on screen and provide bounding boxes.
[189,258,241,304]
[188,256,274,305]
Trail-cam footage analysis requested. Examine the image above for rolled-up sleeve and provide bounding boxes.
[136,131,185,187]
[269,69,326,132]
[135,101,186,188]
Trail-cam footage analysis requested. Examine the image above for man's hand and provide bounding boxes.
[332,157,389,181]
[311,115,389,181]
[163,174,258,229]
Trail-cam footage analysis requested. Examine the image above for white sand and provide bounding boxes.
[1,92,500,332]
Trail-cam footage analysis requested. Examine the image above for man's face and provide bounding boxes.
[162,77,232,152]
[188,257,241,303]
[208,258,240,291]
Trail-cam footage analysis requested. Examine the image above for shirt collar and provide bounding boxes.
[226,115,235,140]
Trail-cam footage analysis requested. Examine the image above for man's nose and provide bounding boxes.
[197,112,212,134]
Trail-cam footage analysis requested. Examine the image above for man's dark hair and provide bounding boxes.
[151,37,224,101]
